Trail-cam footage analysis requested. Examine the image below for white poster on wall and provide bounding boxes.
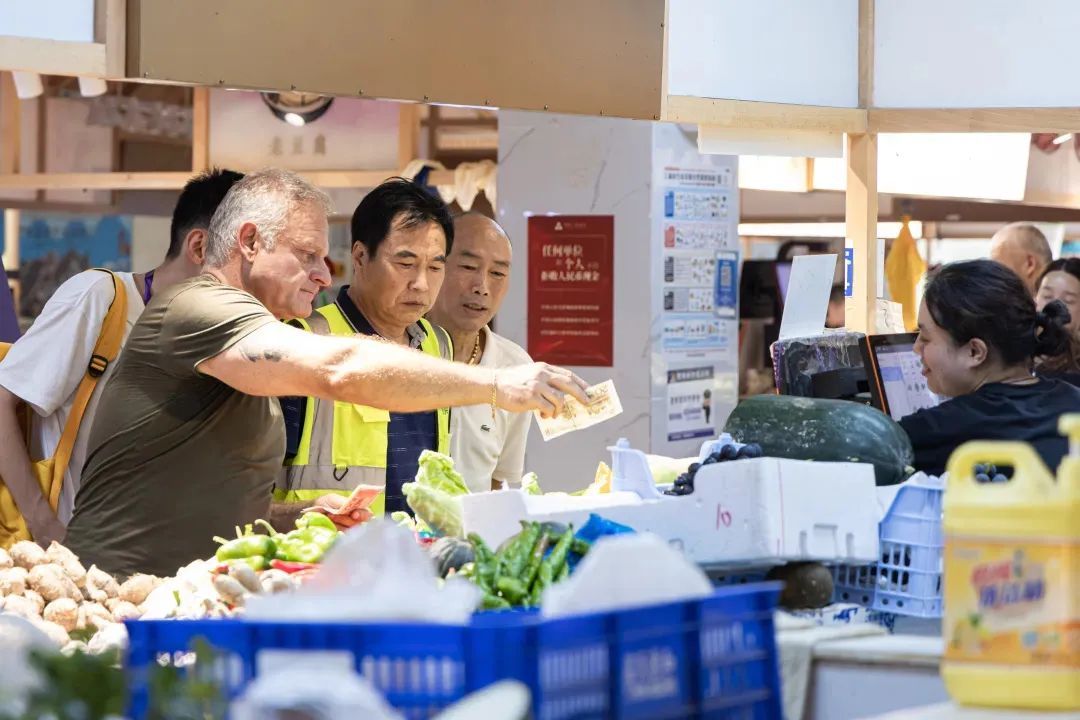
[649,125,739,456]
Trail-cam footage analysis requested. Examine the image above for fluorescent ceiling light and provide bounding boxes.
[739,221,923,239]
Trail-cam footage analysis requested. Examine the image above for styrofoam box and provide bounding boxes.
[461,457,879,567]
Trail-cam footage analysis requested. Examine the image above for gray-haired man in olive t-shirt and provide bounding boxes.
[66,169,588,578]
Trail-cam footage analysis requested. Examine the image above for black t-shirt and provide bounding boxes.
[899,379,1080,477]
[1038,369,1080,388]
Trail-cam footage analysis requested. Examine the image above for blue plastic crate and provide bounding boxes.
[126,583,783,720]
[831,480,944,618]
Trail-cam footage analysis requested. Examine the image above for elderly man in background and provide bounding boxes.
[989,222,1053,297]
[428,213,533,492]
[65,169,588,577]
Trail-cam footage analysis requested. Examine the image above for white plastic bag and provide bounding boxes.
[246,519,479,623]
[0,614,54,716]
[541,533,712,618]
[231,664,403,720]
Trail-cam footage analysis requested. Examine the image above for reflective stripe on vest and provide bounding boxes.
[276,304,452,504]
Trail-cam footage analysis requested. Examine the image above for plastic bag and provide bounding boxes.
[245,519,479,623]
[541,533,711,618]
[0,615,53,716]
[231,664,403,720]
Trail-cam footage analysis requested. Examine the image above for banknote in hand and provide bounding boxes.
[535,379,624,441]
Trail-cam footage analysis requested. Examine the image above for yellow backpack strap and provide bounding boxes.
[48,269,127,509]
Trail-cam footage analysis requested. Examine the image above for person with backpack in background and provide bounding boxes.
[0,168,243,547]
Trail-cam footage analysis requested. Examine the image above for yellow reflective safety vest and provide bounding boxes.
[277,302,452,514]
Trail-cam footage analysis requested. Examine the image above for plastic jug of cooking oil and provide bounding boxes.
[942,414,1080,710]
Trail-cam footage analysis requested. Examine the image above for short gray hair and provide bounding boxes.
[204,168,333,267]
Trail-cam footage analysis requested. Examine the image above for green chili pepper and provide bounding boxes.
[556,562,570,583]
[541,526,574,582]
[481,592,511,610]
[503,522,541,579]
[215,535,276,562]
[521,531,550,590]
[571,538,591,556]
[296,512,337,532]
[495,576,528,604]
[530,564,553,606]
[468,533,497,591]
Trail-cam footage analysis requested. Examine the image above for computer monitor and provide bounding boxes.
[775,261,792,306]
[860,333,941,421]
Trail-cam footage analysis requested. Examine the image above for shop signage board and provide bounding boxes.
[526,215,614,367]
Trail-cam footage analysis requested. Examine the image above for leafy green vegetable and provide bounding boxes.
[521,472,542,495]
[403,481,463,537]
[415,450,469,496]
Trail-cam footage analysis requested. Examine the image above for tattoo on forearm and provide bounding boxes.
[241,345,286,363]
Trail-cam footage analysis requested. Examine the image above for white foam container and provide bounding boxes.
[461,437,880,567]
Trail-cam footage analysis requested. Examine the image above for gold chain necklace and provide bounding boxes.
[468,333,481,365]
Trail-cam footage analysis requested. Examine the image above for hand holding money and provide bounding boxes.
[495,363,590,418]
[535,379,624,441]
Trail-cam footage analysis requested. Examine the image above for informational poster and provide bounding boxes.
[665,366,717,442]
[650,145,739,456]
[527,215,614,367]
[18,213,132,319]
[659,166,737,363]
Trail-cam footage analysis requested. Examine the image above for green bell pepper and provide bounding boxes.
[215,534,276,562]
[296,512,337,532]
[273,526,339,564]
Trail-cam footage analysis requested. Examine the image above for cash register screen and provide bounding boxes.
[862,333,941,421]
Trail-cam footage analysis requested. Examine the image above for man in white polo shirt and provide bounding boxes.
[428,213,532,492]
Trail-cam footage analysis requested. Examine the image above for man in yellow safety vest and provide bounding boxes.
[280,178,455,515]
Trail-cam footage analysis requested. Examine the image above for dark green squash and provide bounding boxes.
[430,536,475,577]
[723,394,914,485]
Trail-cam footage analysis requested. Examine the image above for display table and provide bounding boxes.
[806,634,950,720]
[860,702,1080,720]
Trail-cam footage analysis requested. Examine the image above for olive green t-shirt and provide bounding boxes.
[66,275,284,578]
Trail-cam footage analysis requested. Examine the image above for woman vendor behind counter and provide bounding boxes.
[900,259,1080,477]
[1035,258,1080,386]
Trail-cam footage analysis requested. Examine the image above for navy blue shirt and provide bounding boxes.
[899,378,1080,477]
[282,287,438,515]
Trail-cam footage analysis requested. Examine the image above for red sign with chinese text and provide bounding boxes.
[527,215,614,366]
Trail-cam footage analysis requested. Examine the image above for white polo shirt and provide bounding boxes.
[450,326,532,492]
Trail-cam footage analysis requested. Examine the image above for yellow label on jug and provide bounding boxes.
[944,538,1079,667]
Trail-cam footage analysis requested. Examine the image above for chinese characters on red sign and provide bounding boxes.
[527,215,614,366]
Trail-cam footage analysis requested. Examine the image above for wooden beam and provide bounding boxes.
[0,169,458,191]
[662,95,868,133]
[844,133,879,334]
[191,87,210,173]
[100,0,127,78]
[128,0,666,121]
[0,36,109,77]
[0,73,18,175]
[397,103,420,170]
[858,0,874,108]
[869,108,1080,133]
